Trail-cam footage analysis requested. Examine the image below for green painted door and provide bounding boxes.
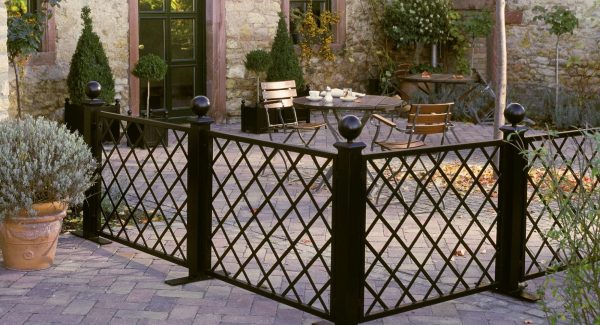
[139,0,205,122]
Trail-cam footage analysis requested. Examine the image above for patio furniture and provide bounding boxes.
[371,103,454,205]
[261,80,326,147]
[293,95,404,142]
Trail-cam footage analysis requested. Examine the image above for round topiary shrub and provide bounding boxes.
[245,49,271,103]
[132,54,168,118]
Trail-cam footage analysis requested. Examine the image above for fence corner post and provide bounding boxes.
[166,96,214,286]
[496,103,537,301]
[330,116,366,325]
[73,81,111,245]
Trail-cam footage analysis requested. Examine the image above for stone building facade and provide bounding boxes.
[0,0,598,121]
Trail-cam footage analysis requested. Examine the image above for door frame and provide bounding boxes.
[129,0,226,121]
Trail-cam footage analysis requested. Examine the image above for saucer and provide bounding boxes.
[306,96,323,101]
[341,96,357,102]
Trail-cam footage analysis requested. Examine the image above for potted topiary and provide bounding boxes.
[241,49,271,133]
[66,6,115,105]
[265,13,310,128]
[132,54,168,119]
[128,54,169,148]
[0,117,96,271]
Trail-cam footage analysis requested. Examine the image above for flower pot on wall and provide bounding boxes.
[0,202,67,271]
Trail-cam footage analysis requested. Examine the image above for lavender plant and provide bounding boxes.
[0,117,96,219]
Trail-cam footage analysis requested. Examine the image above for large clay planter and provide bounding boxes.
[0,202,67,271]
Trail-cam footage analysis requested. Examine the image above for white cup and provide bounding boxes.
[309,90,320,98]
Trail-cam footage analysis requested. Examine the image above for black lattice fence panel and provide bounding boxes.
[362,141,501,319]
[210,132,334,318]
[96,113,190,266]
[524,130,600,278]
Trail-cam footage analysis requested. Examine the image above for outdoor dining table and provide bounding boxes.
[293,95,404,142]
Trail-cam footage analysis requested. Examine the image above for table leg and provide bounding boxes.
[321,109,341,142]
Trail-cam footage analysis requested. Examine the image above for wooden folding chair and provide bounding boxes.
[261,80,326,147]
[370,103,454,206]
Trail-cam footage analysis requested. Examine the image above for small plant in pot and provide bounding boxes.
[0,117,96,271]
[244,49,272,106]
[129,54,169,148]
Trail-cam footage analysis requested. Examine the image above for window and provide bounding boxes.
[6,0,58,64]
[283,0,345,48]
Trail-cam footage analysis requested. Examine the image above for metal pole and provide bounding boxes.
[495,103,537,301]
[329,116,366,325]
[73,81,111,245]
[166,96,214,285]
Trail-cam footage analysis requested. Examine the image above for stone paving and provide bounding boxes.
[0,118,568,324]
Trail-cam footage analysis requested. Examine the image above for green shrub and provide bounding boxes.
[267,13,305,91]
[66,6,115,104]
[132,54,168,118]
[528,131,600,324]
[245,49,271,104]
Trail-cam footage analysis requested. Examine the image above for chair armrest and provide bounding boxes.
[371,114,396,128]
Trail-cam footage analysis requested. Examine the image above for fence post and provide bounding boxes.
[166,96,214,285]
[329,116,366,325]
[495,103,537,301]
[73,81,111,245]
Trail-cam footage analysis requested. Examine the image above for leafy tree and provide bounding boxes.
[5,0,61,118]
[267,13,305,91]
[132,54,167,118]
[66,6,115,104]
[458,10,493,71]
[244,49,271,104]
[533,6,579,115]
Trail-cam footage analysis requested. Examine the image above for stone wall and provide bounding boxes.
[7,1,130,119]
[0,1,8,120]
[506,0,600,93]
[224,0,491,117]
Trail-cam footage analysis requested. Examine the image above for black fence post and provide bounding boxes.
[73,81,111,245]
[329,116,366,325]
[166,96,214,286]
[495,103,537,301]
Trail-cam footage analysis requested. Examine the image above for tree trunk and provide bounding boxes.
[555,36,560,114]
[12,63,22,118]
[493,0,507,141]
[146,80,151,118]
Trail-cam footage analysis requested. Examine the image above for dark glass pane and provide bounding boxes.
[171,0,193,12]
[140,79,166,115]
[139,19,165,58]
[289,0,329,44]
[170,19,194,60]
[171,67,195,109]
[139,0,164,12]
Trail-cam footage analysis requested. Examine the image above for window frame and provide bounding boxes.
[282,0,346,50]
[27,0,58,66]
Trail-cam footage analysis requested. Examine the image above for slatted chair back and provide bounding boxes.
[407,103,453,136]
[261,80,299,127]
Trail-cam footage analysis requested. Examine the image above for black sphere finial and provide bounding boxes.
[85,81,102,100]
[191,96,211,118]
[504,103,526,127]
[338,115,362,143]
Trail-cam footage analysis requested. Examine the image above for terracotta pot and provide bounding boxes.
[0,202,67,271]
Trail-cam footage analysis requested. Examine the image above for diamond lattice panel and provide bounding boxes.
[210,135,334,315]
[97,117,189,265]
[524,132,599,277]
[364,144,500,317]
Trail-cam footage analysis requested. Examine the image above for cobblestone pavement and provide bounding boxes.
[0,234,561,325]
[0,119,565,324]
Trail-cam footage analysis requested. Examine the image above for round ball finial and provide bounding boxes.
[504,103,526,127]
[338,115,362,143]
[191,96,211,118]
[85,81,102,100]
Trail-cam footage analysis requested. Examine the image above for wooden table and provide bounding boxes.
[401,73,478,96]
[293,95,403,142]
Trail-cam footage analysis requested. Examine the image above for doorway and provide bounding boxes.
[138,0,206,121]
